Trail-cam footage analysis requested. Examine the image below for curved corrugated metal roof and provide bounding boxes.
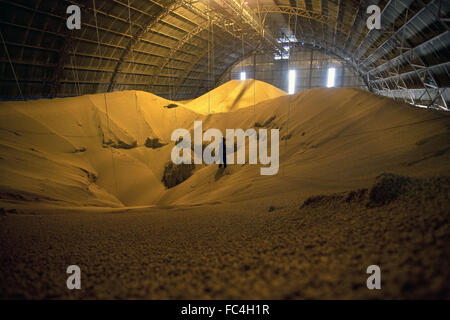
[0,0,448,109]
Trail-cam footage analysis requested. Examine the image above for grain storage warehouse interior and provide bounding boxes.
[0,0,449,300]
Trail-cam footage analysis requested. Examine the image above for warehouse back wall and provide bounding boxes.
[217,45,367,95]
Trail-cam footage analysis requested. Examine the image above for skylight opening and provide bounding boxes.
[327,68,336,88]
[288,69,296,95]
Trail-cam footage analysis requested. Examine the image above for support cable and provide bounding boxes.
[127,0,137,88]
[253,53,256,113]
[0,29,23,99]
[283,1,299,176]
[127,0,143,145]
[104,93,119,196]
[70,51,81,96]
[211,18,215,91]
[92,0,102,70]
[207,0,212,114]
[241,34,245,77]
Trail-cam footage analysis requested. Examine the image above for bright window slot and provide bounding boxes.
[288,69,296,95]
[327,68,336,88]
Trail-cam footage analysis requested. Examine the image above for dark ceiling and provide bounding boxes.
[0,0,448,109]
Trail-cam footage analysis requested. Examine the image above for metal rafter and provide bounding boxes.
[260,4,338,30]
[145,0,280,93]
[333,0,342,47]
[172,37,241,98]
[360,0,449,70]
[366,31,450,77]
[108,0,183,92]
[353,0,414,61]
[148,21,209,91]
[0,0,449,107]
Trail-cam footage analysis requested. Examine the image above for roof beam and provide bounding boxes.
[333,0,342,47]
[260,4,336,29]
[353,0,414,61]
[371,61,450,84]
[172,39,240,97]
[360,0,449,69]
[366,31,450,76]
[107,0,183,92]
[343,0,364,51]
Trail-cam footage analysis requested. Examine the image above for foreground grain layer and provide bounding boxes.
[1,174,449,299]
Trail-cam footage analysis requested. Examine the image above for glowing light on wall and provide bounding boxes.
[327,68,336,88]
[240,71,246,81]
[288,70,296,95]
